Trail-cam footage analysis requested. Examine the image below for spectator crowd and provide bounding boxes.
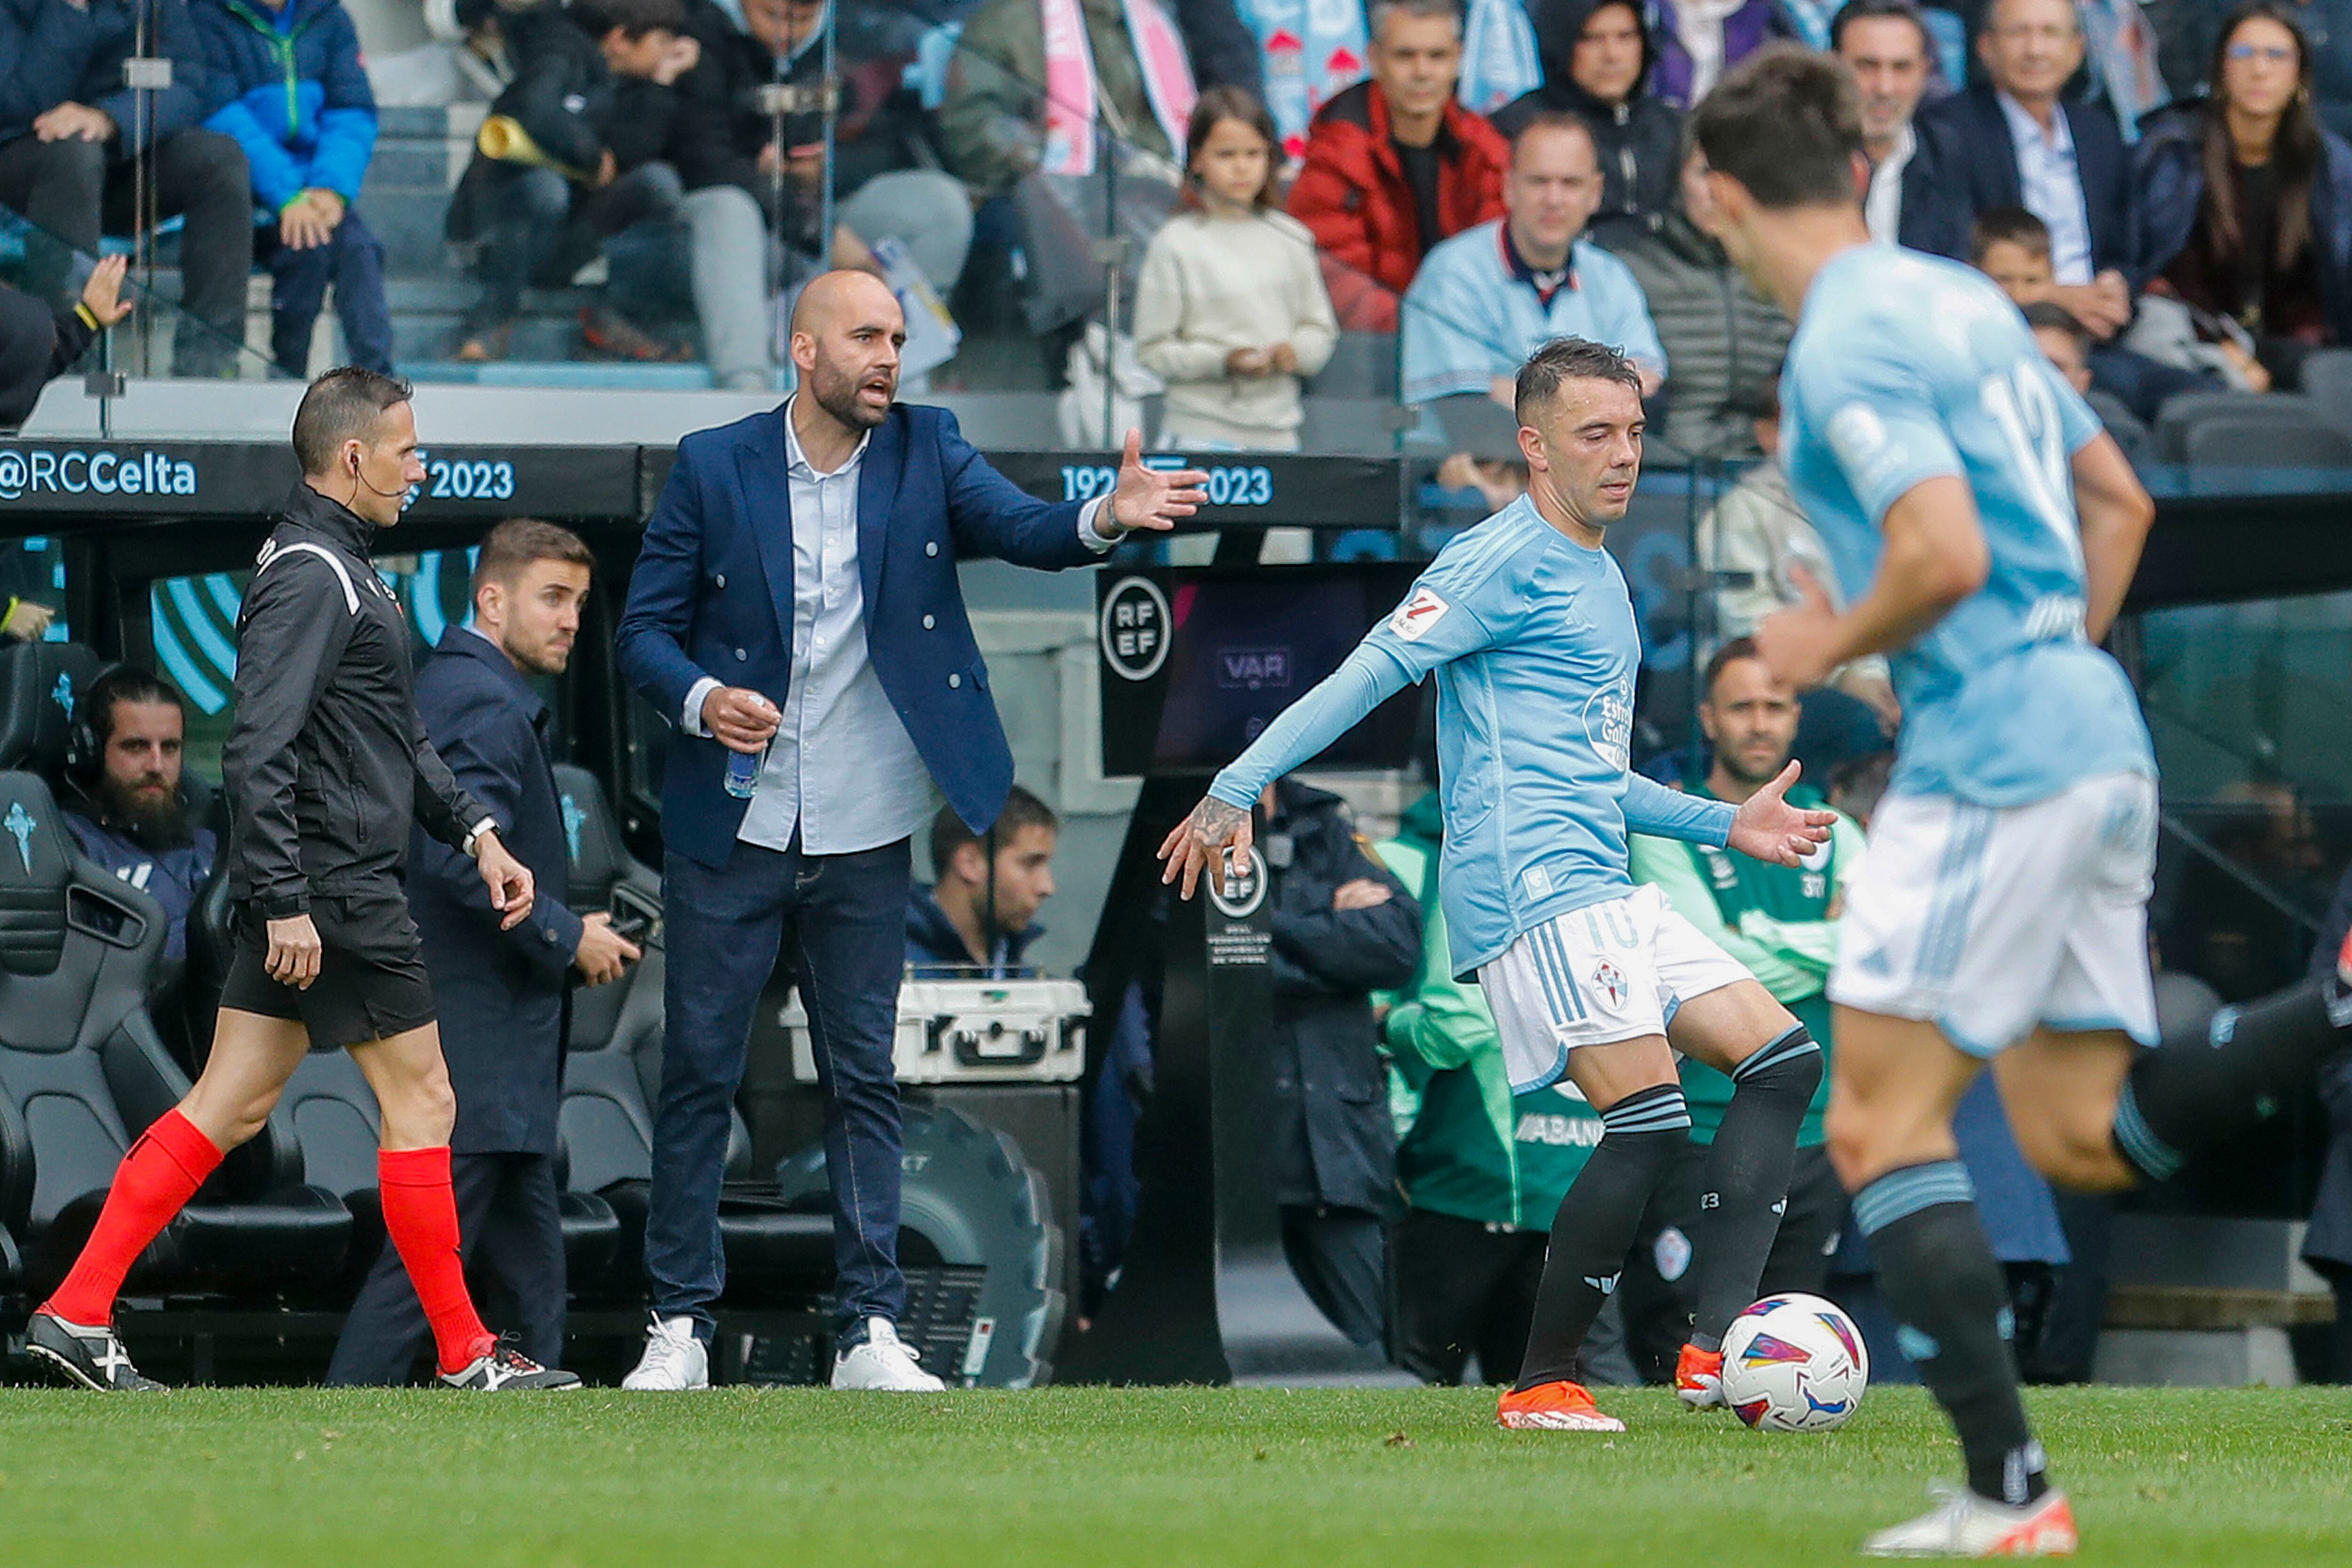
[5,0,2348,429]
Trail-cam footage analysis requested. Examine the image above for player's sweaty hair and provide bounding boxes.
[1688,44,1865,210]
[1514,336,1644,426]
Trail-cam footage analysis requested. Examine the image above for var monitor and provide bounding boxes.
[1095,564,1423,779]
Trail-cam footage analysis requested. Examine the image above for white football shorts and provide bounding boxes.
[1482,883,1754,1093]
[1827,771,2159,1057]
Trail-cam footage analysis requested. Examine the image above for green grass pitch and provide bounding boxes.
[1,1385,2348,1565]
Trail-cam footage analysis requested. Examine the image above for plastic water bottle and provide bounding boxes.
[725,744,767,800]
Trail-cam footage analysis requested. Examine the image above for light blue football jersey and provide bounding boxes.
[1208,495,1732,977]
[1780,245,2155,805]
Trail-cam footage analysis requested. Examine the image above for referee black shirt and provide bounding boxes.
[223,482,492,918]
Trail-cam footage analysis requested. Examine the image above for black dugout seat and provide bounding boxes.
[0,772,349,1298]
[0,641,103,774]
[549,767,831,1298]
[278,1047,623,1302]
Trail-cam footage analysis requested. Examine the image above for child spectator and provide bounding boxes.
[2022,299,2152,463]
[445,0,691,363]
[1971,205,2225,415]
[192,0,391,376]
[1133,88,1338,451]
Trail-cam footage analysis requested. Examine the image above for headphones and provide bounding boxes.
[62,671,103,791]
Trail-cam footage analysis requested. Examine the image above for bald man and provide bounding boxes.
[614,270,1208,1390]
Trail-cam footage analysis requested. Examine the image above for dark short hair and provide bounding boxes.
[1510,109,1597,168]
[1702,636,1771,700]
[1689,44,1864,210]
[86,665,184,748]
[2021,299,2090,349]
[570,0,683,38]
[931,786,1060,878]
[471,517,596,597]
[1183,86,1280,210]
[1513,336,1644,425]
[1830,0,1932,55]
[291,366,413,476]
[1970,205,2050,262]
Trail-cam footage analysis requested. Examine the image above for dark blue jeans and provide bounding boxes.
[256,207,394,375]
[649,835,910,1337]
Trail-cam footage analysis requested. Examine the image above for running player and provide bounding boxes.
[1691,45,2352,1556]
[1159,336,1836,1431]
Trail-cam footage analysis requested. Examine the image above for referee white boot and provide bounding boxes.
[831,1317,946,1391]
[621,1313,710,1390]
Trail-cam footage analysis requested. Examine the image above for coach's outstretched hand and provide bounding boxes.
[1158,794,1255,900]
[1726,761,1836,868]
[1105,429,1210,536]
[474,830,537,929]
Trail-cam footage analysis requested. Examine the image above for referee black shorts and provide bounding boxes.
[220,890,438,1051]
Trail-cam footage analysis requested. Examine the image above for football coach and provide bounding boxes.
[614,269,1207,1390]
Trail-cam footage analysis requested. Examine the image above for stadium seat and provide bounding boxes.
[0,641,103,775]
[0,1087,27,1310]
[0,772,350,1299]
[2151,391,2324,464]
[1305,333,1400,400]
[549,766,831,1299]
[2181,416,2352,469]
[278,1047,623,1302]
[2296,350,2352,431]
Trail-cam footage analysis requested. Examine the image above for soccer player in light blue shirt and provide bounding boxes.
[1691,44,2352,1556]
[1160,336,1834,1433]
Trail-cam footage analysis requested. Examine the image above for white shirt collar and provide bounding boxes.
[1995,90,2072,155]
[781,394,872,482]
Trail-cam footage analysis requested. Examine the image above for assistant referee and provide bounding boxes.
[26,369,578,1393]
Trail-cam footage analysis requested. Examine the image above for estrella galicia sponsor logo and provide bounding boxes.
[0,447,198,502]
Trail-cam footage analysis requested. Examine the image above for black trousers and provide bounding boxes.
[0,129,253,376]
[1618,1140,1850,1383]
[1279,1203,1387,1350]
[324,1151,565,1384]
[1392,1208,1549,1385]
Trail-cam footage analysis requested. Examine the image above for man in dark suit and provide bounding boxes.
[613,269,1208,1391]
[326,518,642,1383]
[1917,0,2136,339]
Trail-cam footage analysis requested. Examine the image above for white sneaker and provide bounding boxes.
[1862,1484,2078,1557]
[620,1313,710,1391]
[831,1317,946,1391]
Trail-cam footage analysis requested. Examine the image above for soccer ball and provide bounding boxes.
[1718,1292,1870,1433]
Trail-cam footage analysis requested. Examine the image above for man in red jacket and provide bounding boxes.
[1287,0,1509,332]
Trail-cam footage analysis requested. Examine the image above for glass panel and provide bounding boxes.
[0,207,280,388]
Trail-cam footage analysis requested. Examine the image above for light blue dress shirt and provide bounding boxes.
[683,398,1117,855]
[1996,92,2095,285]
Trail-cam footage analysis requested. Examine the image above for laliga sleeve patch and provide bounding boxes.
[1389,585,1450,642]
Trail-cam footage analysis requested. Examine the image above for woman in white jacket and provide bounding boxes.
[1133,88,1339,452]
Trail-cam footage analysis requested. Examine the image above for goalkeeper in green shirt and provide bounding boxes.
[1620,637,1869,1382]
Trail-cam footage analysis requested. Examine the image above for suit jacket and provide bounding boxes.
[409,628,584,1156]
[616,402,1098,870]
[1918,85,2135,277]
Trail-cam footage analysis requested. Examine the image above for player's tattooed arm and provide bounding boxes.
[1158,795,1257,900]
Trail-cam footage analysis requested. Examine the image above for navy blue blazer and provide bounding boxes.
[1917,85,2135,277]
[409,627,584,1156]
[615,402,1099,869]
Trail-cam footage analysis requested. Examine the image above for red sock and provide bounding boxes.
[43,1108,222,1326]
[377,1146,496,1374]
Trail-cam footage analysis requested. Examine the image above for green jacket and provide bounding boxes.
[1379,794,1602,1230]
[1628,781,1864,1146]
[937,0,1178,198]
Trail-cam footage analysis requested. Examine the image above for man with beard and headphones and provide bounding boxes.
[62,666,217,968]
[24,366,580,1394]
